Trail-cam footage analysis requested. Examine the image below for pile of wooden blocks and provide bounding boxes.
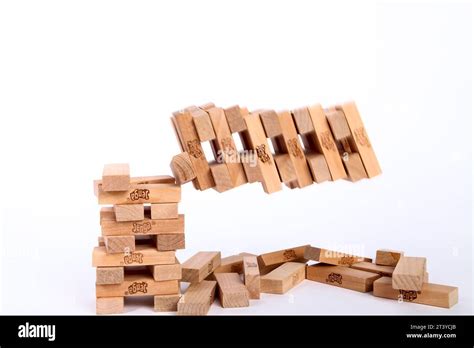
[170,101,381,193]
[92,164,184,314]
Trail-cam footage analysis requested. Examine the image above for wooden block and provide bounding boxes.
[209,162,234,192]
[154,294,181,312]
[350,261,395,277]
[104,236,135,254]
[336,102,381,178]
[96,271,179,298]
[151,263,182,281]
[96,297,124,314]
[191,107,216,141]
[96,267,124,285]
[200,102,215,110]
[259,110,282,138]
[94,175,176,197]
[98,183,181,205]
[375,249,404,266]
[306,263,381,292]
[215,273,249,308]
[243,256,260,299]
[156,234,185,251]
[98,236,105,246]
[177,280,217,315]
[224,105,247,133]
[241,158,261,183]
[304,246,372,266]
[306,153,331,183]
[274,154,296,184]
[172,110,215,190]
[213,252,256,274]
[373,277,458,309]
[424,272,429,283]
[102,163,130,192]
[258,245,309,268]
[292,107,314,134]
[260,262,305,294]
[150,203,178,220]
[170,152,196,185]
[92,245,175,267]
[113,204,144,222]
[182,252,221,283]
[326,110,351,140]
[343,152,368,182]
[392,256,427,291]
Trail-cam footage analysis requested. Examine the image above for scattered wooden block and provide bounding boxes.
[215,273,249,308]
[306,263,381,292]
[304,246,372,266]
[182,251,221,283]
[98,183,181,205]
[258,245,309,268]
[274,154,296,184]
[177,280,217,315]
[151,263,182,281]
[259,109,282,138]
[375,249,404,266]
[96,297,124,314]
[306,153,331,183]
[114,204,144,222]
[343,152,368,182]
[213,252,256,274]
[243,255,260,299]
[326,109,351,141]
[392,256,427,291]
[96,267,124,285]
[191,107,216,141]
[92,245,175,267]
[170,152,196,185]
[224,105,247,133]
[373,277,458,309]
[150,203,178,220]
[209,162,234,192]
[156,234,185,251]
[102,164,130,192]
[260,262,305,294]
[104,236,135,254]
[154,294,181,312]
[350,261,395,277]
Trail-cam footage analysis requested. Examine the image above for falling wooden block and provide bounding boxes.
[243,255,260,299]
[241,158,261,183]
[114,204,144,222]
[96,267,124,285]
[224,105,247,133]
[326,109,352,141]
[306,153,331,183]
[213,252,256,274]
[350,261,395,277]
[96,297,124,314]
[343,152,368,182]
[94,175,176,197]
[274,154,296,184]
[156,234,185,251]
[154,294,181,312]
[373,277,458,309]
[191,107,216,141]
[304,246,372,267]
[306,263,381,292]
[375,249,404,266]
[104,236,135,254]
[258,245,309,269]
[170,152,196,185]
[182,251,221,283]
[209,162,234,192]
[92,245,175,267]
[259,110,282,138]
[98,183,181,205]
[260,262,305,294]
[151,262,182,281]
[102,163,130,192]
[150,203,178,220]
[215,273,249,308]
[392,256,427,291]
[177,280,217,315]
[292,107,314,134]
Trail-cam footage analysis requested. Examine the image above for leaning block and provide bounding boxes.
[258,245,309,269]
[350,261,395,277]
[326,110,351,141]
[375,249,404,266]
[102,164,130,192]
[192,107,216,141]
[96,267,124,285]
[209,162,234,192]
[215,273,249,308]
[177,280,217,315]
[224,105,247,133]
[96,297,124,314]
[154,294,181,312]
[170,152,196,185]
[306,153,331,183]
[343,153,368,182]
[182,251,221,283]
[260,262,305,294]
[304,246,372,266]
[392,256,427,291]
[243,256,260,299]
[213,253,256,274]
[104,236,135,254]
[150,203,178,220]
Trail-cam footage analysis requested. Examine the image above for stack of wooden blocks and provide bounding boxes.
[93,164,184,314]
[170,101,381,193]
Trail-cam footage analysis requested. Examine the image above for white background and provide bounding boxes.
[0,0,472,315]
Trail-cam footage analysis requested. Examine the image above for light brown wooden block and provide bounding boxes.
[260,262,305,294]
[96,297,124,314]
[274,154,296,184]
[150,203,178,220]
[306,263,381,292]
[306,153,331,183]
[373,277,458,309]
[96,271,179,298]
[172,110,215,190]
[209,162,234,192]
[292,107,314,134]
[375,249,404,266]
[350,261,395,277]
[343,152,368,182]
[92,245,175,267]
[243,256,260,299]
[96,267,124,285]
[213,253,256,274]
[177,280,217,315]
[156,234,185,251]
[154,294,181,312]
[224,105,247,133]
[336,102,381,178]
[104,236,135,254]
[200,102,215,110]
[215,273,249,308]
[170,152,196,185]
[151,263,182,281]
[182,252,221,283]
[94,175,176,197]
[326,109,351,140]
[258,245,309,268]
[114,204,144,222]
[259,110,282,138]
[102,163,130,192]
[304,246,372,266]
[241,158,261,183]
[392,256,427,291]
[191,107,216,141]
[98,183,181,205]
[98,236,105,246]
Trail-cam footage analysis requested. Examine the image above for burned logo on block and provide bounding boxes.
[283,249,297,261]
[126,281,148,295]
[129,189,150,201]
[339,256,356,266]
[320,131,336,151]
[287,138,303,159]
[354,127,371,147]
[132,222,152,234]
[398,290,419,302]
[187,139,204,159]
[326,272,343,285]
[123,252,144,265]
[256,144,271,164]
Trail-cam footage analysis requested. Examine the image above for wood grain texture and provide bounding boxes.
[215,273,249,308]
[304,246,372,266]
[274,154,296,184]
[209,162,234,192]
[242,159,261,183]
[326,110,352,140]
[150,203,178,220]
[104,236,135,254]
[224,105,247,133]
[182,251,221,283]
[98,183,181,205]
[350,261,395,277]
[343,153,368,182]
[154,294,181,312]
[260,262,306,294]
[213,252,256,274]
[177,280,217,315]
[258,245,309,267]
[96,297,124,314]
[306,153,331,183]
[170,152,196,185]
[191,107,216,141]
[259,109,282,138]
[114,204,144,222]
[156,234,185,251]
[374,277,458,309]
[292,107,314,134]
[102,163,130,192]
[375,249,404,266]
[151,263,182,281]
[96,267,124,285]
[92,245,175,267]
[392,256,426,291]
[94,175,175,197]
[243,255,260,299]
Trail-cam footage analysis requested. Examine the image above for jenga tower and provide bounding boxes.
[92,163,184,314]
